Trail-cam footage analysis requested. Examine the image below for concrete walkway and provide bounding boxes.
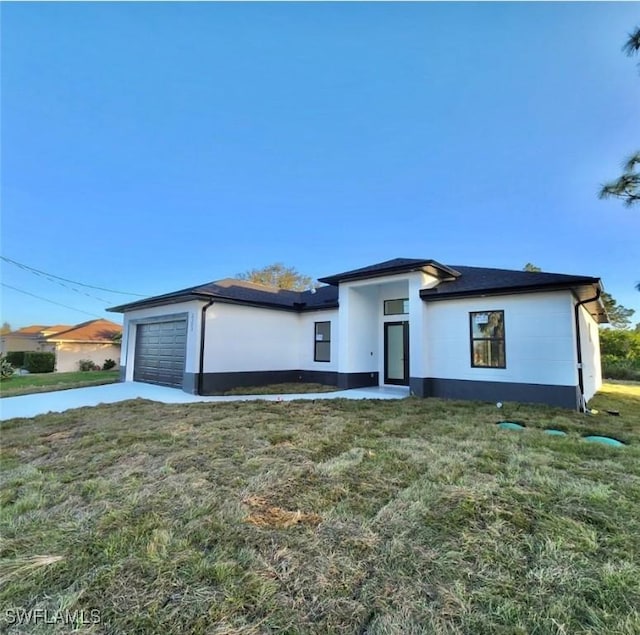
[0,381,409,421]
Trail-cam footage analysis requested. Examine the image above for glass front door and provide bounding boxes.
[384,321,409,385]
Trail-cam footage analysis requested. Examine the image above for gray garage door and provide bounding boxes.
[134,320,187,388]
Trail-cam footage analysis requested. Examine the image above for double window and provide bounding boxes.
[470,311,506,368]
[314,321,331,362]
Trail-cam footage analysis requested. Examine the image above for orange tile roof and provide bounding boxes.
[7,325,50,336]
[41,325,74,336]
[45,319,122,342]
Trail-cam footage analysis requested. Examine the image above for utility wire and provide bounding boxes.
[1,256,146,297]
[1,283,106,319]
[3,262,113,304]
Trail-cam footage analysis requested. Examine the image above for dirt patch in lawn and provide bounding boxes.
[243,495,323,528]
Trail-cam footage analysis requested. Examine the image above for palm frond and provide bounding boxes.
[623,151,640,172]
[622,26,640,56]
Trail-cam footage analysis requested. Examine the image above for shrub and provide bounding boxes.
[602,359,640,381]
[102,359,116,370]
[1,356,14,380]
[5,351,25,368]
[600,328,640,381]
[23,352,55,373]
[79,359,95,372]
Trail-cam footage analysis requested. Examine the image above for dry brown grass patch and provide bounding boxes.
[0,555,65,586]
[40,430,73,442]
[243,495,322,528]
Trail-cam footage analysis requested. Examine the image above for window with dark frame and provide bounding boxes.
[384,298,409,315]
[470,311,506,368]
[314,321,331,362]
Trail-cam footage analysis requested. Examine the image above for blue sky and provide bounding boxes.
[2,2,639,328]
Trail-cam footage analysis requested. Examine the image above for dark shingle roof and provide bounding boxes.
[108,278,339,313]
[108,260,605,322]
[421,265,600,297]
[318,258,460,285]
[420,265,607,323]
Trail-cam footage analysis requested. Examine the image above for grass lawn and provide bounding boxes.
[0,371,119,398]
[1,383,639,634]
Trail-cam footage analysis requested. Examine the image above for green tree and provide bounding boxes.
[523,263,542,272]
[599,328,640,361]
[599,152,640,207]
[237,263,313,291]
[623,24,640,65]
[601,291,635,329]
[599,27,640,208]
[0,322,11,334]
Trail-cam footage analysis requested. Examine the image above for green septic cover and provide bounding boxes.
[583,435,625,447]
[544,429,568,436]
[497,422,525,431]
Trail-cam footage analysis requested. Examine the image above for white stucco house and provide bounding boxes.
[1,319,122,372]
[109,258,608,411]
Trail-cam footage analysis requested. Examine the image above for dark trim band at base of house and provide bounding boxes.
[185,369,349,395]
[410,377,581,410]
[337,372,379,390]
[182,372,199,394]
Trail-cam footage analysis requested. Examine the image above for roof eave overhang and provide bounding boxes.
[108,293,335,314]
[318,261,461,286]
[421,280,608,324]
[47,339,120,344]
[298,302,339,312]
[107,293,210,313]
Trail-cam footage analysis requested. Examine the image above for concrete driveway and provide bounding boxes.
[0,381,409,421]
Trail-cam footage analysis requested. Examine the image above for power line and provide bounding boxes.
[1,256,146,297]
[2,260,113,304]
[1,283,106,319]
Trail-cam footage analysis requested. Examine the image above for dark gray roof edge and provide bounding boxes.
[108,292,209,313]
[421,279,608,324]
[318,259,461,285]
[419,278,607,323]
[298,302,339,312]
[420,278,601,300]
[108,292,339,314]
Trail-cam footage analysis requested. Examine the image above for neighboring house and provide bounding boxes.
[45,319,122,372]
[109,258,608,411]
[0,325,72,354]
[1,319,122,372]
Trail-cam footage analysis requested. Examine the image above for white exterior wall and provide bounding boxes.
[202,303,300,372]
[55,343,121,373]
[424,291,579,386]
[121,300,204,381]
[338,284,378,375]
[577,304,602,401]
[0,336,55,354]
[202,305,339,373]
